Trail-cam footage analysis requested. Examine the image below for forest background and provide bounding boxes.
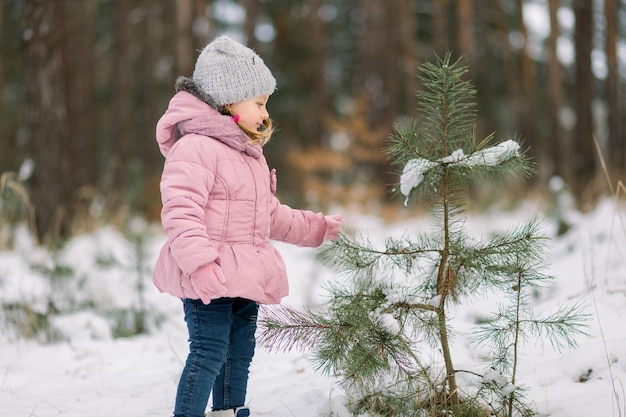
[0,0,625,244]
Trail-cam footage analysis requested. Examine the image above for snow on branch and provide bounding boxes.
[400,140,521,205]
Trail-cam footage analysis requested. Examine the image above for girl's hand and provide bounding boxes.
[190,262,228,304]
[323,214,343,241]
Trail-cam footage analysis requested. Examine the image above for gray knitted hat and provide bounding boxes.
[192,35,276,109]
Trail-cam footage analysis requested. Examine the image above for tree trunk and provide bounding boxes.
[489,0,521,140]
[353,0,399,189]
[399,0,419,116]
[433,0,449,54]
[456,0,472,57]
[355,0,399,128]
[381,0,400,129]
[573,0,595,205]
[23,0,72,242]
[490,0,521,96]
[175,0,196,78]
[64,0,96,190]
[141,1,160,177]
[605,0,622,172]
[515,0,538,168]
[242,0,260,47]
[195,0,214,49]
[547,0,566,181]
[0,3,5,170]
[111,0,133,191]
[306,0,328,144]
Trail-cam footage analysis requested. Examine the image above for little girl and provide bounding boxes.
[152,35,343,417]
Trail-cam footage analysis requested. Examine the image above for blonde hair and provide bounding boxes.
[222,104,274,146]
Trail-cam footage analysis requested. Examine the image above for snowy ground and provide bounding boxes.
[1,198,626,417]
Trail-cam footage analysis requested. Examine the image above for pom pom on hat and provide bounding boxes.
[192,35,276,110]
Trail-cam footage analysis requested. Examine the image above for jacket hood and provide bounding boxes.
[155,91,211,157]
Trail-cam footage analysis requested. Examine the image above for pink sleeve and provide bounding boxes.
[269,196,327,247]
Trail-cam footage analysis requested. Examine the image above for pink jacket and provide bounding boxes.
[153,91,330,304]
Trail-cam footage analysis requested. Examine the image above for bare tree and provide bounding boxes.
[605,0,622,172]
[399,0,419,116]
[547,0,566,181]
[111,0,133,191]
[479,0,537,156]
[456,0,473,57]
[355,0,399,129]
[242,0,260,47]
[349,0,400,191]
[194,0,214,49]
[307,0,330,143]
[515,0,538,166]
[0,3,6,169]
[573,0,595,204]
[23,0,72,241]
[433,0,449,54]
[175,0,196,78]
[65,1,96,191]
[140,1,162,178]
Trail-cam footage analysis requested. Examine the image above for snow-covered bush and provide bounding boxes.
[0,219,165,343]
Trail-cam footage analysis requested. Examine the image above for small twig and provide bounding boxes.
[592,290,624,417]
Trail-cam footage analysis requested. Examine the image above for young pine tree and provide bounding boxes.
[258,53,589,417]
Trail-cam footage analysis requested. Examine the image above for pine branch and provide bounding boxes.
[470,300,591,369]
[520,302,591,351]
[319,232,440,277]
[452,216,552,293]
[417,53,476,157]
[257,304,332,353]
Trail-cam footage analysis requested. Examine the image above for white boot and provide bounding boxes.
[234,408,250,417]
[205,407,250,417]
[205,411,233,417]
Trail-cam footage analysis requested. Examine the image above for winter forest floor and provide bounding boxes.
[1,197,626,417]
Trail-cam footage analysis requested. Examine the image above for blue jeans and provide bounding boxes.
[173,298,258,417]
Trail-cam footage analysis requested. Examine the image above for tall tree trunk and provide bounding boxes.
[491,0,521,96]
[433,0,449,54]
[306,0,328,144]
[23,0,72,242]
[399,0,418,116]
[456,0,472,57]
[605,0,622,172]
[381,0,400,129]
[515,0,538,170]
[175,0,196,77]
[0,3,4,166]
[111,0,133,191]
[489,0,521,138]
[0,2,2,95]
[356,0,399,128]
[547,0,566,181]
[64,0,96,191]
[573,0,595,205]
[242,0,260,47]
[141,1,160,177]
[195,0,214,49]
[62,0,97,234]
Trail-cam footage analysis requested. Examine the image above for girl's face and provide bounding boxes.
[229,94,270,131]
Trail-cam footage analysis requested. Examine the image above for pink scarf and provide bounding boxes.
[177,114,263,159]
